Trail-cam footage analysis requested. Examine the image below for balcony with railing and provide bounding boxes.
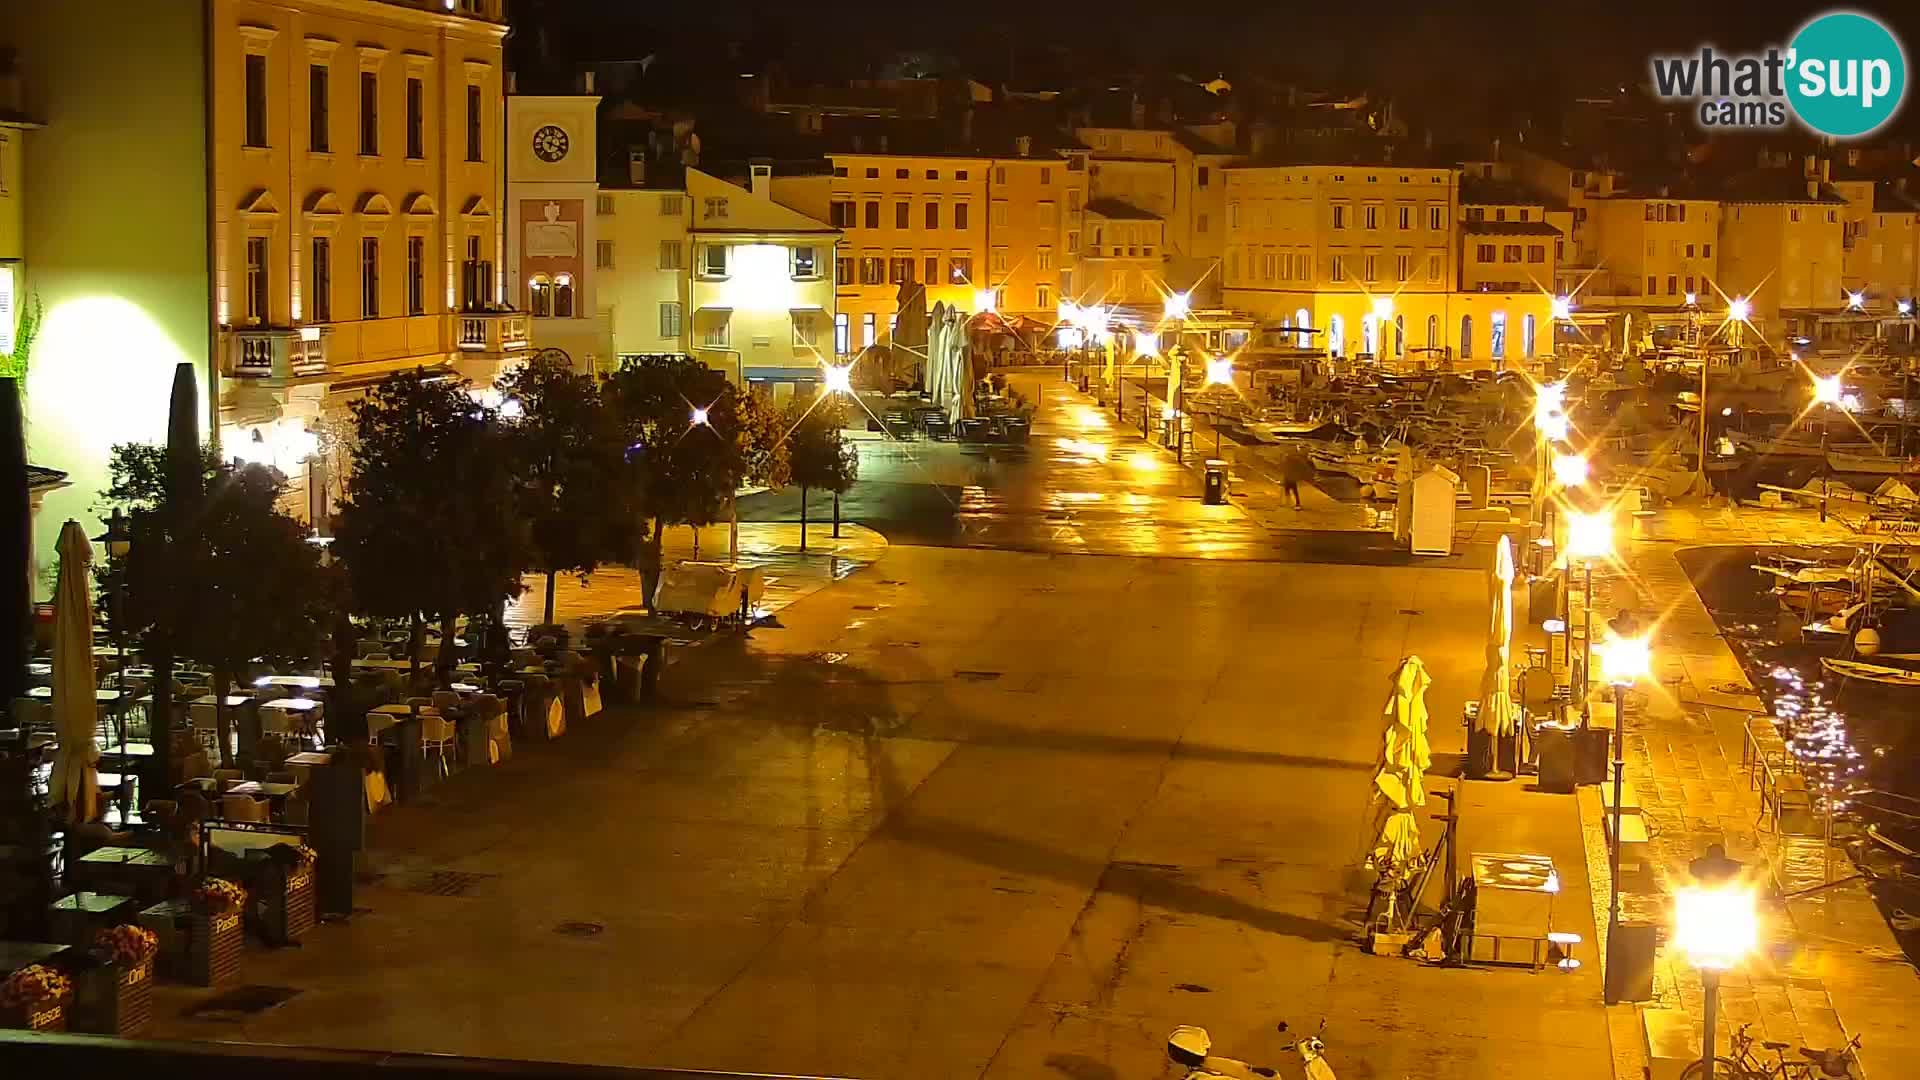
[228,326,329,382]
[457,310,531,357]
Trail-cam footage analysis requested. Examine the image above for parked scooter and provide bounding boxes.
[1166,1022,1336,1079]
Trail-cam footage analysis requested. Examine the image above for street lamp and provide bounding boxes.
[1598,630,1652,1004]
[690,406,710,427]
[1164,291,1191,320]
[1550,295,1573,321]
[1846,290,1866,311]
[1674,846,1756,1073]
[93,510,133,823]
[1727,296,1751,323]
[821,362,854,396]
[1564,508,1614,712]
[1812,373,1844,407]
[1551,450,1589,488]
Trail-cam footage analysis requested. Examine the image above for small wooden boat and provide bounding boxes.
[1820,656,1920,686]
[1828,450,1920,477]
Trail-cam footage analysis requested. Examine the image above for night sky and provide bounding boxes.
[518,0,1920,142]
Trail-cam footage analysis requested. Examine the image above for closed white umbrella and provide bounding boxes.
[47,519,100,823]
[1477,535,1520,737]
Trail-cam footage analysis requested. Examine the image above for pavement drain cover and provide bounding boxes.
[955,670,1002,682]
[405,870,497,898]
[554,921,605,937]
[184,985,301,1020]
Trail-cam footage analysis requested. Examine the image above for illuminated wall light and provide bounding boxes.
[975,289,997,313]
[1684,291,1698,306]
[1847,291,1865,310]
[1164,291,1191,319]
[1371,296,1394,319]
[1728,297,1752,322]
[1550,295,1572,320]
[1134,332,1158,356]
[1812,374,1844,406]
[1204,355,1233,386]
[822,362,853,395]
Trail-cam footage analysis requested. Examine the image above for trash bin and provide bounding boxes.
[1203,460,1228,504]
[1535,722,1577,794]
[1573,725,1611,785]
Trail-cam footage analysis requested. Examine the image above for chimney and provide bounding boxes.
[750,161,772,198]
[1808,180,1820,199]
[1014,135,1032,158]
[581,69,595,95]
[506,70,517,95]
[1803,153,1817,177]
[628,150,646,186]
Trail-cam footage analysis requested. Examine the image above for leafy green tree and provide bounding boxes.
[334,369,530,679]
[496,358,635,625]
[787,396,859,551]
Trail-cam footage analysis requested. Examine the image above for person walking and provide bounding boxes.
[1279,447,1314,510]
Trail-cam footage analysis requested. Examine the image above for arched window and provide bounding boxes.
[1490,310,1507,363]
[528,275,552,317]
[553,273,575,318]
[1361,314,1378,356]
[1394,314,1406,359]
[1295,308,1311,348]
[1426,314,1438,348]
[1523,313,1537,358]
[1328,313,1345,357]
[1460,314,1473,360]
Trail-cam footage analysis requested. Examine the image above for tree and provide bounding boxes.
[333,369,529,680]
[605,355,751,599]
[496,357,635,625]
[788,395,859,551]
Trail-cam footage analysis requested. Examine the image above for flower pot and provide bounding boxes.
[255,865,316,945]
[71,961,153,1037]
[0,1000,68,1032]
[188,909,243,987]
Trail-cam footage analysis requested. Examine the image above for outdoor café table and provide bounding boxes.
[259,696,322,736]
[48,891,139,946]
[191,694,254,709]
[284,750,331,787]
[28,687,126,707]
[351,658,415,673]
[0,940,72,977]
[254,675,336,692]
[73,845,172,901]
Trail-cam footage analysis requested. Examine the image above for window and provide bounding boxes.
[659,301,682,339]
[1364,205,1379,229]
[792,246,818,279]
[991,202,1008,227]
[991,247,1009,273]
[359,71,379,155]
[792,312,818,347]
[1667,274,1678,295]
[1332,204,1347,229]
[596,194,615,216]
[245,54,268,148]
[595,239,615,269]
[833,166,848,178]
[1398,205,1411,230]
[462,236,491,311]
[1644,204,1656,222]
[702,197,729,221]
[1426,314,1437,347]
[1467,208,1484,222]
[1197,166,1210,188]
[924,256,938,282]
[245,236,268,323]
[1684,243,1695,258]
[860,256,884,285]
[925,202,939,230]
[836,254,854,286]
[865,167,879,179]
[1428,205,1444,230]
[702,243,728,277]
[1060,268,1072,296]
[309,64,330,152]
[1494,208,1507,222]
[861,313,876,348]
[1646,275,1658,294]
[405,77,424,159]
[994,166,1007,184]
[949,255,972,282]
[701,312,729,348]
[466,84,483,161]
[834,312,849,354]
[1427,252,1443,282]
[1703,243,1713,257]
[1685,274,1695,294]
[1037,247,1053,271]
[954,203,970,230]
[1789,208,1802,223]
[1503,245,1522,263]
[311,237,332,321]
[1523,313,1536,358]
[864,201,880,229]
[956,170,970,181]
[925,169,939,180]
[1039,202,1056,229]
[1328,314,1344,357]
[889,256,913,284]
[361,237,380,317]
[1395,253,1410,282]
[406,236,425,315]
[658,240,682,270]
[660,194,683,216]
[830,201,855,228]
[1330,254,1346,281]
[1527,245,1545,263]
[1066,230,1079,253]
[528,275,550,317]
[895,202,910,229]
[1476,243,1496,262]
[1459,314,1472,359]
[1489,311,1506,361]
[1363,254,1378,282]
[1196,212,1209,234]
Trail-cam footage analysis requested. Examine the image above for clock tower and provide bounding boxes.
[505,79,604,367]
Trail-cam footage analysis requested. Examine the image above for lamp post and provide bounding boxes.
[1565,508,1613,713]
[1532,382,1568,530]
[93,510,133,823]
[1598,629,1650,1004]
[1673,846,1755,1073]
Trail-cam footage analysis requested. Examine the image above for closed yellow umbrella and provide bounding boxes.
[47,520,100,823]
[1477,536,1520,737]
[1368,656,1433,872]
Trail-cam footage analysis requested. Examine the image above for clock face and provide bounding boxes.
[532,124,570,163]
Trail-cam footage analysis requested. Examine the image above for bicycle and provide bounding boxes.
[1679,1022,1862,1079]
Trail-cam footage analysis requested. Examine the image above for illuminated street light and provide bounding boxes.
[1539,412,1569,441]
[1728,296,1752,323]
[1900,299,1914,316]
[1670,845,1757,1062]
[1371,296,1394,320]
[1846,290,1866,311]
[690,406,710,427]
[1550,295,1573,320]
[822,363,854,395]
[1564,508,1614,561]
[1135,331,1159,356]
[1551,451,1590,488]
[1057,300,1079,324]
[1812,373,1844,407]
[974,289,998,313]
[1204,355,1234,387]
[1684,291,1699,306]
[1599,628,1658,1006]
[1534,381,1566,423]
[1599,633,1650,687]
[1164,291,1191,319]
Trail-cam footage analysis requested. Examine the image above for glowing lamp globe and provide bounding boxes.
[1551,451,1589,488]
[1550,295,1573,320]
[1599,633,1650,686]
[1134,332,1158,356]
[1564,509,1613,561]
[1684,291,1699,306]
[690,406,710,427]
[1164,292,1191,319]
[822,363,854,395]
[1205,356,1234,387]
[1371,296,1394,319]
[1674,883,1758,971]
[1847,291,1866,311]
[1728,297,1752,323]
[974,289,997,313]
[1539,412,1570,442]
[1812,374,1844,407]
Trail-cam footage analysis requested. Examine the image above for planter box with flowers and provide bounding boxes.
[71,924,158,1037]
[188,878,247,987]
[0,964,72,1032]
[253,845,317,945]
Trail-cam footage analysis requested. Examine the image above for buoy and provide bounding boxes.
[1856,627,1883,656]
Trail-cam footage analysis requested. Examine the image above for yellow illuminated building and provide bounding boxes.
[1717,166,1846,345]
[988,151,1087,319]
[1834,173,1919,313]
